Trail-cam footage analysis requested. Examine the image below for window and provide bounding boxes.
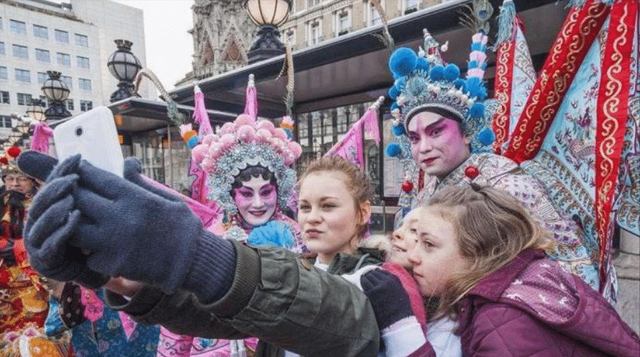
[0,17,3,30]
[67,99,74,111]
[337,11,350,35]
[368,1,383,26]
[55,29,69,43]
[39,95,48,108]
[35,48,50,62]
[80,100,93,112]
[0,67,7,80]
[309,21,322,45]
[10,20,26,35]
[78,78,92,91]
[15,69,30,83]
[285,29,295,47]
[74,33,88,47]
[57,52,71,66]
[61,75,72,89]
[17,93,32,106]
[37,72,48,84]
[0,91,9,104]
[0,116,12,129]
[77,56,90,69]
[308,0,321,7]
[33,24,48,39]
[403,0,419,13]
[12,44,28,59]
[0,42,4,55]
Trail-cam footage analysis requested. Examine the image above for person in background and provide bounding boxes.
[0,147,72,356]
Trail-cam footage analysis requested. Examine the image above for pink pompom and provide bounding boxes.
[234,114,256,127]
[255,120,275,133]
[273,128,288,140]
[202,134,216,146]
[220,122,235,135]
[219,133,236,147]
[191,144,208,163]
[288,141,302,158]
[200,157,213,171]
[237,125,256,143]
[256,128,272,142]
[271,138,285,153]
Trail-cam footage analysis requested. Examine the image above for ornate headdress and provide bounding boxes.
[387,29,495,153]
[190,76,302,216]
[1,146,24,178]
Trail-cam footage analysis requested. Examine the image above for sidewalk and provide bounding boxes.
[614,251,640,334]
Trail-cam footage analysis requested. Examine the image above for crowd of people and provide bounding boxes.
[2,2,639,356]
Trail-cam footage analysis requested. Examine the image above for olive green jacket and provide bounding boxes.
[105,241,380,357]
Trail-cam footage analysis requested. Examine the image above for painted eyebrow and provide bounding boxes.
[407,117,446,134]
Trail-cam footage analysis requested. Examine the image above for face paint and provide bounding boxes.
[233,176,277,227]
[407,111,471,180]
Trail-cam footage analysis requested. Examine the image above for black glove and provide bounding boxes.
[20,151,236,299]
[361,269,414,330]
[20,153,109,288]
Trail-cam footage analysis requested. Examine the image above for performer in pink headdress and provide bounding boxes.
[156,75,304,357]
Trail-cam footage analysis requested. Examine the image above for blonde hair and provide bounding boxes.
[423,184,554,318]
[299,156,374,240]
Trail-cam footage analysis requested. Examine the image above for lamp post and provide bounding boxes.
[107,39,142,103]
[41,71,71,121]
[26,98,46,123]
[244,0,292,64]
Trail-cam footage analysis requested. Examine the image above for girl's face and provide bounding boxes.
[408,206,471,297]
[388,208,420,269]
[233,176,277,227]
[298,171,370,264]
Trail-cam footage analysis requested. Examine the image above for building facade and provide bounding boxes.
[0,0,152,139]
[177,0,258,86]
[281,0,442,50]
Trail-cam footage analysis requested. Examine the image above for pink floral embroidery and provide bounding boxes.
[80,287,104,322]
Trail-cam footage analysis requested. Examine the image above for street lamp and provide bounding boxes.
[41,71,71,121]
[107,39,142,103]
[244,0,292,64]
[26,98,46,123]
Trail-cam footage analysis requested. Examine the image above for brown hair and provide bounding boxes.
[299,156,374,240]
[422,184,554,318]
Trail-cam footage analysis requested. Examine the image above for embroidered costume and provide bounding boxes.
[156,76,304,357]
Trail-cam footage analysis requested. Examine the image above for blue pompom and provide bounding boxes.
[416,57,430,71]
[469,103,485,119]
[391,102,399,111]
[386,143,402,157]
[430,65,445,80]
[476,128,495,146]
[395,76,407,89]
[468,60,478,69]
[453,79,466,89]
[443,64,460,81]
[470,42,486,52]
[392,124,406,136]
[465,77,487,100]
[389,48,418,77]
[248,221,295,249]
[388,86,399,99]
[187,136,199,149]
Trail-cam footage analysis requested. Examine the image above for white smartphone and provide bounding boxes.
[53,106,124,177]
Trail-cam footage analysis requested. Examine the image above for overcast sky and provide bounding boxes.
[113,0,194,90]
